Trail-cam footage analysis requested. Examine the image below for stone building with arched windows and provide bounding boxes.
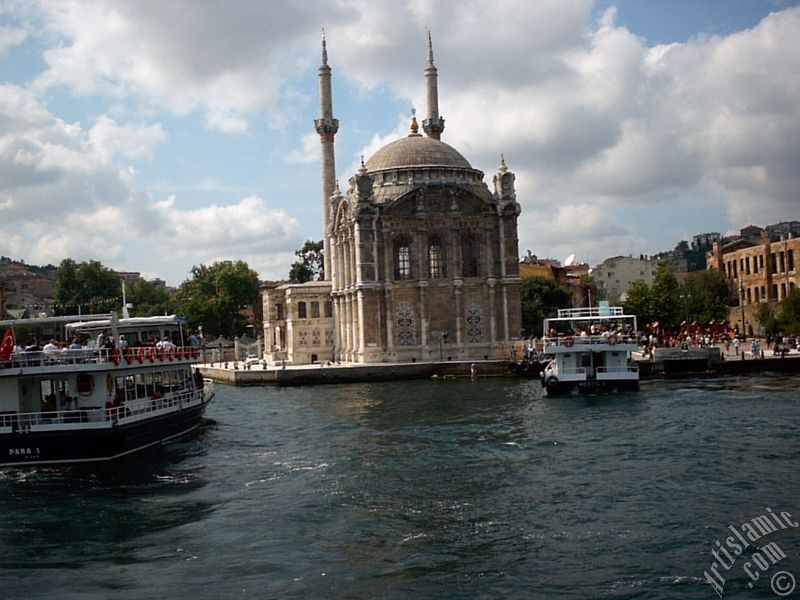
[262,34,522,364]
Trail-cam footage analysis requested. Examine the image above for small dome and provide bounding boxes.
[365,136,473,172]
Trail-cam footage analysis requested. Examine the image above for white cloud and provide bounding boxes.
[286,131,320,164]
[0,83,303,283]
[0,26,26,55]
[88,116,165,163]
[27,0,349,132]
[3,0,800,277]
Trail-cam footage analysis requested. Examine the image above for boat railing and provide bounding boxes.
[556,306,625,319]
[0,388,205,430]
[559,367,587,376]
[595,366,639,374]
[0,346,203,370]
[544,335,638,348]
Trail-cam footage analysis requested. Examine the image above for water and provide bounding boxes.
[1,375,799,599]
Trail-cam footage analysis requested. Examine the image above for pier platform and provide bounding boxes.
[199,360,511,386]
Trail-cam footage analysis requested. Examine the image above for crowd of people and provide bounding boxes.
[6,329,204,363]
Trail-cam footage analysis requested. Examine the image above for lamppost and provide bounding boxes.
[680,292,691,325]
[437,331,448,362]
[739,280,746,341]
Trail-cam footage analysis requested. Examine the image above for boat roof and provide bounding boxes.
[0,313,111,329]
[66,315,186,333]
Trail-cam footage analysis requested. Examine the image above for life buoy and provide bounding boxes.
[123,346,133,364]
[563,336,574,348]
[156,346,164,362]
[147,347,156,363]
[136,347,145,364]
[167,347,175,361]
[607,335,617,346]
[546,375,559,388]
[112,347,121,366]
[191,347,199,359]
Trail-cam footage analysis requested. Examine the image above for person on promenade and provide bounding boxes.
[733,337,740,356]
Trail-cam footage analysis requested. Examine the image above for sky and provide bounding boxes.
[1,0,799,286]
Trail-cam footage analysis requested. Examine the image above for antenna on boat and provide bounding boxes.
[121,279,130,319]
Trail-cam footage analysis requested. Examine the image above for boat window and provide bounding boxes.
[146,373,155,397]
[125,375,136,400]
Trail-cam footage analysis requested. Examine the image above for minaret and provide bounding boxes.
[422,31,445,140]
[314,30,338,280]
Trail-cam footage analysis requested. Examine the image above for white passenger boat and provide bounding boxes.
[540,305,639,396]
[0,313,213,467]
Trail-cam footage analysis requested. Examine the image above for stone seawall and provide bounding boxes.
[199,360,511,387]
[638,353,800,378]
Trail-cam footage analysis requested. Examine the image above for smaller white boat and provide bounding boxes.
[540,305,639,396]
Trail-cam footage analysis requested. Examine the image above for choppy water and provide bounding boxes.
[1,375,799,599]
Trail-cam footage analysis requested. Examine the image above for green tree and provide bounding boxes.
[54,259,121,315]
[289,239,324,283]
[649,262,681,326]
[175,260,260,338]
[623,281,654,325]
[126,279,175,317]
[779,288,800,334]
[680,269,731,324]
[520,276,572,336]
[755,302,779,334]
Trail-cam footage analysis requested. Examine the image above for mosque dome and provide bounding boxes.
[365,134,473,172]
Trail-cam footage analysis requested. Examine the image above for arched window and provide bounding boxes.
[428,235,446,278]
[394,236,412,280]
[461,233,480,277]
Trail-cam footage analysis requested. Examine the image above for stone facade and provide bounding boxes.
[707,237,799,305]
[262,281,335,364]
[262,35,522,364]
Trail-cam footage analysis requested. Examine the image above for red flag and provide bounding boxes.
[1,328,14,361]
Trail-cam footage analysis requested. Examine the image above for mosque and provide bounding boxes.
[262,34,522,364]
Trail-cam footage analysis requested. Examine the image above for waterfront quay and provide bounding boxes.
[199,359,509,386]
[200,342,800,386]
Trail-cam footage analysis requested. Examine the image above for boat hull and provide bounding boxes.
[0,399,210,468]
[542,378,639,397]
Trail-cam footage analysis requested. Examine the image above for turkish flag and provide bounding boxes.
[1,328,14,361]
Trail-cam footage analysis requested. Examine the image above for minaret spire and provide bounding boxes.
[422,30,445,140]
[315,29,339,279]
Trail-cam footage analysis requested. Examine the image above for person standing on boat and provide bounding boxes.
[43,339,60,355]
[193,369,204,390]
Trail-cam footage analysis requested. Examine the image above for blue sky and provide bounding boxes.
[1,0,799,285]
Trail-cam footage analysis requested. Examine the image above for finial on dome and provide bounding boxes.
[359,155,367,173]
[499,153,507,172]
[427,29,434,64]
[321,28,328,65]
[409,108,421,137]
